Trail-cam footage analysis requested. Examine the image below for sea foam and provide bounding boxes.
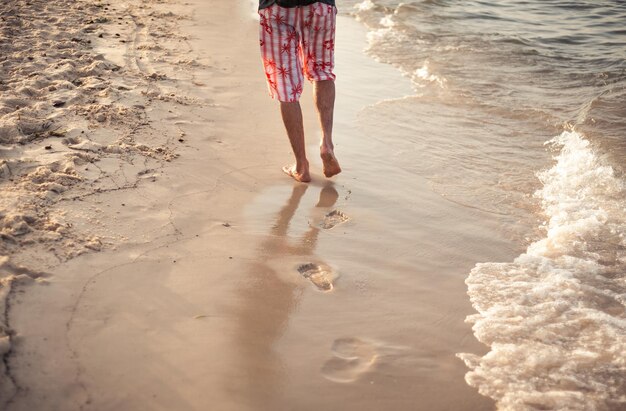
[355,1,447,92]
[458,131,626,410]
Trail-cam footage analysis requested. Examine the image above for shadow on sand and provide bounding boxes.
[232,181,339,408]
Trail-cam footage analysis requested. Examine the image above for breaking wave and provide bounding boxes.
[458,130,626,410]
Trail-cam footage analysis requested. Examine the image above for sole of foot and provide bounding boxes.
[321,151,341,178]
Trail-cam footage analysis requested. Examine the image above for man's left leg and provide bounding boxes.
[301,3,341,178]
[313,79,341,178]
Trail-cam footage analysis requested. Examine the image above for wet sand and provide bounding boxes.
[3,1,524,410]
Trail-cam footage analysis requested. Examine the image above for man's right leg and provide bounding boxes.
[259,5,309,182]
[280,101,311,183]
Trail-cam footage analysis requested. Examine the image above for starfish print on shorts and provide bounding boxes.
[273,10,286,25]
[277,65,291,78]
[285,30,297,44]
[281,42,292,54]
[264,58,276,68]
[290,82,303,99]
[314,61,332,71]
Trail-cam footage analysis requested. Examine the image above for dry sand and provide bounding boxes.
[1,0,181,402]
[1,0,513,410]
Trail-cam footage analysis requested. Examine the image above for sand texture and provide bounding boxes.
[0,0,197,405]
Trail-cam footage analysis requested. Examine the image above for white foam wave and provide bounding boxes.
[379,14,395,28]
[363,19,400,65]
[355,5,446,93]
[459,130,626,410]
[354,0,375,12]
[412,61,447,89]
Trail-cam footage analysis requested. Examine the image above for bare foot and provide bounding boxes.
[282,164,311,183]
[321,148,342,178]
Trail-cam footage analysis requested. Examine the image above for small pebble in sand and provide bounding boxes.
[222,222,231,227]
[45,145,52,150]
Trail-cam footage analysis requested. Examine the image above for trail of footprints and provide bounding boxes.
[297,209,348,291]
[295,208,381,383]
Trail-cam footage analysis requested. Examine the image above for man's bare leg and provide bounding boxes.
[314,80,341,178]
[280,101,311,183]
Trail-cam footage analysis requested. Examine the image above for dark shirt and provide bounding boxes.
[259,0,336,10]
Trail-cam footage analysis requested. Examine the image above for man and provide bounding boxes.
[258,0,341,183]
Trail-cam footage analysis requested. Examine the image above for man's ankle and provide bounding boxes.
[320,142,334,152]
[296,158,309,170]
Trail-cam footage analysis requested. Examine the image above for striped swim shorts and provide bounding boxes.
[259,3,337,102]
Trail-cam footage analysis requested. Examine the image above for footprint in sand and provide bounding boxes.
[321,337,378,383]
[297,263,336,291]
[320,210,349,230]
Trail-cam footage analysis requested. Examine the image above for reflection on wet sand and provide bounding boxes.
[234,183,339,409]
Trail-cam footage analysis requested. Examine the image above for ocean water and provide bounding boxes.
[346,1,626,410]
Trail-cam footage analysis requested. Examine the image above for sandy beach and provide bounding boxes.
[2,0,624,410]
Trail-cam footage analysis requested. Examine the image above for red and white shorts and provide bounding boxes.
[259,3,337,102]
